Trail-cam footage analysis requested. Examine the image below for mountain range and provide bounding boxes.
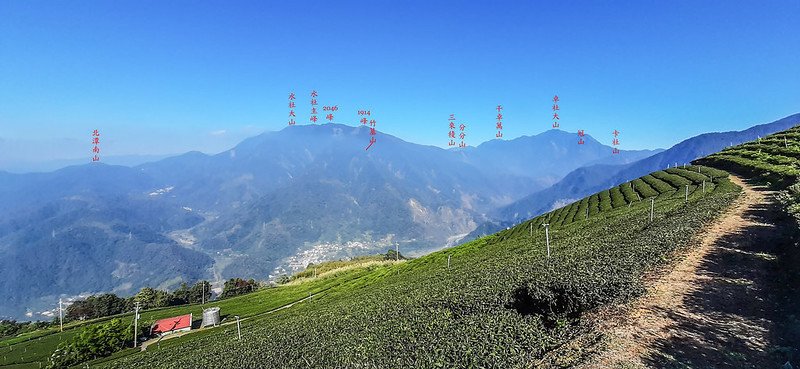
[5,115,799,320]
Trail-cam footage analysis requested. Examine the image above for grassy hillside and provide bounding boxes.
[697,125,800,188]
[0,262,394,369]
[86,165,740,368]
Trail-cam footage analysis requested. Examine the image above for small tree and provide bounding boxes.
[220,278,260,299]
[47,318,130,368]
[134,287,157,309]
[65,293,127,321]
[384,249,406,261]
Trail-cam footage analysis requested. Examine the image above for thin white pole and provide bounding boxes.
[447,255,451,268]
[133,302,140,348]
[59,299,63,332]
[235,316,241,340]
[650,198,655,222]
[202,283,205,305]
[702,181,706,193]
[395,244,399,261]
[685,185,689,203]
[542,223,551,258]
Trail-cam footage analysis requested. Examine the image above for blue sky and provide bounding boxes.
[1,0,798,167]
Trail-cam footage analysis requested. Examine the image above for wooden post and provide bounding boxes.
[650,198,655,222]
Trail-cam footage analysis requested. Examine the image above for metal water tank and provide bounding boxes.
[201,307,220,327]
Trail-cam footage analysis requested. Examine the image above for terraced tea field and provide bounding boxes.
[697,125,800,187]
[92,166,741,368]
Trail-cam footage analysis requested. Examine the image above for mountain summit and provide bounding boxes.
[1,123,653,320]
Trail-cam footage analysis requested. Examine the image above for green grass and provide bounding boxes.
[290,254,387,280]
[0,263,386,369]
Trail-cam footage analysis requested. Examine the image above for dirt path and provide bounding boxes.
[580,175,795,369]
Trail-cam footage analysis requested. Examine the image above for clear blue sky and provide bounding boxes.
[1,0,798,165]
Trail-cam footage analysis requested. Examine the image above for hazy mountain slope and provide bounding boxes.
[0,124,653,320]
[0,193,212,320]
[462,129,660,188]
[493,113,800,226]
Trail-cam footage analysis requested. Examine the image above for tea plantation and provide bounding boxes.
[92,165,741,368]
[9,125,799,368]
[697,125,800,188]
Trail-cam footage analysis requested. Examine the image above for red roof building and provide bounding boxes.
[150,313,192,336]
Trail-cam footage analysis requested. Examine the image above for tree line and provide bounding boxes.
[65,279,260,322]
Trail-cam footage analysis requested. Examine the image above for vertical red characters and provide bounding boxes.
[552,95,560,129]
[91,129,100,162]
[496,105,503,138]
[577,129,585,145]
[310,90,319,124]
[359,110,376,150]
[366,115,377,151]
[448,114,456,147]
[323,105,338,123]
[459,122,467,148]
[288,92,296,126]
[612,129,620,154]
